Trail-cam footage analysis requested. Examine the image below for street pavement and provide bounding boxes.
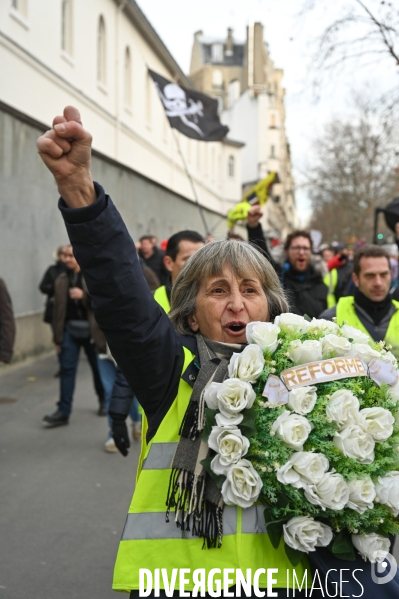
[0,353,140,599]
[1,354,399,599]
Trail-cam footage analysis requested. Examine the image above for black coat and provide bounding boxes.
[59,184,198,442]
[0,278,16,363]
[246,224,328,318]
[39,260,66,323]
[280,265,328,319]
[138,246,168,285]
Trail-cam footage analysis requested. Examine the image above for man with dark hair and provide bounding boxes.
[43,245,105,427]
[320,245,399,356]
[39,246,67,326]
[280,230,329,318]
[138,235,168,284]
[153,230,205,313]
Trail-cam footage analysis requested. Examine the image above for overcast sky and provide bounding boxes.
[137,0,397,224]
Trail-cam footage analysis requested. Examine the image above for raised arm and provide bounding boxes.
[246,205,278,270]
[37,107,184,427]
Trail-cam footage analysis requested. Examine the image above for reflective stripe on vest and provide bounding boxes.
[153,285,171,314]
[121,505,267,540]
[142,442,177,470]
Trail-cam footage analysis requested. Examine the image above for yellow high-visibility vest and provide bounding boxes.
[153,285,171,314]
[113,346,310,593]
[336,296,399,358]
[322,268,338,308]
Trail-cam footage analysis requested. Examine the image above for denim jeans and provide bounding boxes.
[96,358,142,438]
[57,330,104,416]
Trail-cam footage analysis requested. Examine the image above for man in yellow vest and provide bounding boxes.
[154,230,205,313]
[320,245,399,357]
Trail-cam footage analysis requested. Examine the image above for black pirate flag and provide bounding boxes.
[149,69,229,142]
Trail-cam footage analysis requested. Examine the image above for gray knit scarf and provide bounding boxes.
[166,334,246,548]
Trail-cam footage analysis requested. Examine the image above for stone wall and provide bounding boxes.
[0,103,232,362]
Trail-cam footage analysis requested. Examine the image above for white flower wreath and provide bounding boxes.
[202,315,399,564]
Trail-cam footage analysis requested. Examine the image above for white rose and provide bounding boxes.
[274,313,310,333]
[352,533,391,563]
[288,386,317,415]
[215,411,243,426]
[277,451,329,488]
[387,379,399,402]
[347,478,376,514]
[325,389,360,427]
[204,379,256,420]
[304,472,350,511]
[333,424,375,464]
[221,459,262,508]
[218,378,256,417]
[246,322,280,354]
[321,334,352,358]
[375,471,399,516]
[358,407,395,443]
[228,344,265,383]
[204,382,243,425]
[283,516,333,553]
[208,426,250,475]
[349,343,381,364]
[307,318,339,333]
[271,410,313,450]
[340,324,370,345]
[287,339,323,365]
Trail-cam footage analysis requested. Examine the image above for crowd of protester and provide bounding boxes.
[2,205,399,456]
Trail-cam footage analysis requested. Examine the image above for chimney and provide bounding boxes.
[225,27,233,56]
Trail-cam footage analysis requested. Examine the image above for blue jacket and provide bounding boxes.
[59,183,199,441]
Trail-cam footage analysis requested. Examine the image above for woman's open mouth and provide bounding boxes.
[225,321,247,334]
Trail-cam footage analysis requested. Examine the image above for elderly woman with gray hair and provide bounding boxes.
[37,107,318,598]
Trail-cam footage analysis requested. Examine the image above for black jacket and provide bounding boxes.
[59,184,198,442]
[0,278,16,363]
[280,265,328,319]
[138,246,168,285]
[39,261,66,323]
[247,224,328,318]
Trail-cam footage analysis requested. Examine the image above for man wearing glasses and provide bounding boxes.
[280,230,329,318]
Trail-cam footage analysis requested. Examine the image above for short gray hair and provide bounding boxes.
[169,240,289,335]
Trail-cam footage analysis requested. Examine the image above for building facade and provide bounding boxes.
[0,0,243,361]
[190,23,296,239]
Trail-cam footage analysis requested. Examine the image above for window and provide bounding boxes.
[97,15,106,85]
[228,155,235,177]
[61,0,73,56]
[212,69,223,89]
[270,145,276,158]
[228,79,240,107]
[11,0,27,14]
[269,114,276,128]
[211,43,223,63]
[124,47,131,107]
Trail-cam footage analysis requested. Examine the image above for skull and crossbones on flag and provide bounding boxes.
[149,69,229,142]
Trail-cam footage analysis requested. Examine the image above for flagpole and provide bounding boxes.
[171,129,210,235]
